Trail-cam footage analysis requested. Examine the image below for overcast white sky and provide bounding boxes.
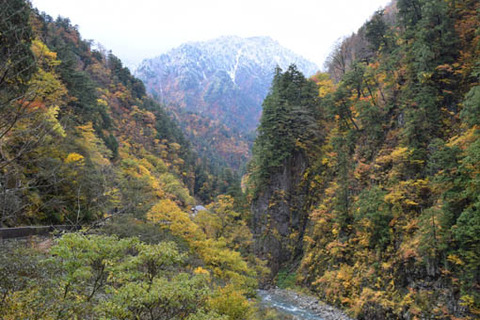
[30,0,392,70]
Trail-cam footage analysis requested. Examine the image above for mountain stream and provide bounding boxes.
[258,289,354,320]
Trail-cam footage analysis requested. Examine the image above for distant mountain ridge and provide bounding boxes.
[136,36,319,133]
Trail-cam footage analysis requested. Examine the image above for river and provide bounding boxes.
[258,289,354,320]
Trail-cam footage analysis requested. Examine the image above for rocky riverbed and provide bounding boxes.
[258,288,354,320]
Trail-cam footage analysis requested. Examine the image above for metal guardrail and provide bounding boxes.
[0,225,80,239]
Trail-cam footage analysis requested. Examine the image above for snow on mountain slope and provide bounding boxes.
[136,36,319,133]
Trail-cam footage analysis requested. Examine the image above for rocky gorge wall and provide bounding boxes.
[252,151,310,276]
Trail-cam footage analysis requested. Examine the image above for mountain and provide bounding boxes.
[136,36,318,133]
[135,36,318,171]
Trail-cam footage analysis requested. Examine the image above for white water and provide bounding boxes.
[258,290,325,320]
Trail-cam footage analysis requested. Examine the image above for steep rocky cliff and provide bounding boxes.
[252,151,310,275]
[249,65,322,276]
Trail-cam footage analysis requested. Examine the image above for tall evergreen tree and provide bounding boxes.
[252,65,320,188]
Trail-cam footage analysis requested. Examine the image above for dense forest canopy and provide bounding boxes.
[249,0,480,318]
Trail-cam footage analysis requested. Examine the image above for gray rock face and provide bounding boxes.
[252,151,309,275]
[135,36,319,133]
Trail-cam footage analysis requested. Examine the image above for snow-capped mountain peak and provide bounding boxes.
[136,35,319,133]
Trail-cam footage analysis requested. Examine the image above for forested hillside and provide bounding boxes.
[0,1,264,318]
[1,1,198,227]
[250,0,480,318]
